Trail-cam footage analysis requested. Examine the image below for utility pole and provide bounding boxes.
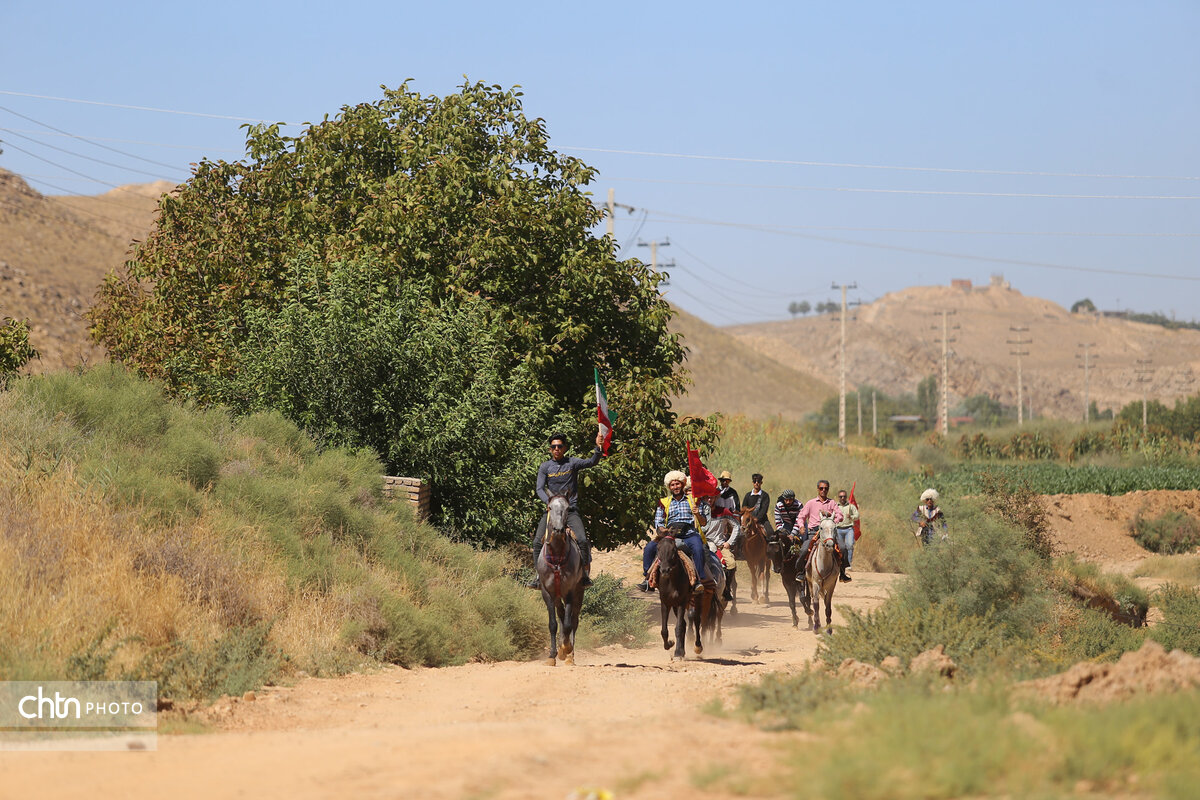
[1076,343,1097,423]
[605,189,636,240]
[832,281,858,446]
[1007,325,1031,426]
[637,237,670,271]
[857,390,862,437]
[931,310,958,436]
[1135,358,1154,432]
[872,390,877,437]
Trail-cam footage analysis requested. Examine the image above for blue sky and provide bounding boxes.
[2,0,1197,324]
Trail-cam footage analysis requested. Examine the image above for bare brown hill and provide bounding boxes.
[669,305,834,421]
[0,170,167,370]
[727,282,1200,420]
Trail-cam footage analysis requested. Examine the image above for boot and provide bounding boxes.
[839,553,851,582]
[581,542,593,588]
[637,579,651,592]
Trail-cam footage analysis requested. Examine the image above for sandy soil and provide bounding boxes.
[1042,489,1200,570]
[0,549,899,800]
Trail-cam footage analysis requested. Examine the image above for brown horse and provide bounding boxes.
[739,507,770,604]
[655,534,702,661]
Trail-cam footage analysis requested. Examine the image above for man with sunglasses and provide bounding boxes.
[531,430,605,588]
[797,480,849,582]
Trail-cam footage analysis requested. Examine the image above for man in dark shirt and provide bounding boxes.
[741,473,770,529]
[531,430,605,587]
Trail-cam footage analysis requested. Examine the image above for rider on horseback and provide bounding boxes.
[771,489,802,573]
[652,470,711,593]
[798,480,849,583]
[531,430,606,588]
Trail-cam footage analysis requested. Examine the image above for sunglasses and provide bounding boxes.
[549,443,566,449]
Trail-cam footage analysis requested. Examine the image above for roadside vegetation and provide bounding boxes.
[0,366,555,700]
[714,414,1200,797]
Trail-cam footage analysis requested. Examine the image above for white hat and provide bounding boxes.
[664,470,687,488]
[920,488,939,503]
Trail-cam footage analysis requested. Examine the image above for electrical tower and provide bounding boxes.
[605,188,636,239]
[1076,343,1098,423]
[637,237,670,270]
[1135,358,1154,431]
[1006,325,1031,426]
[832,281,858,446]
[931,310,959,436]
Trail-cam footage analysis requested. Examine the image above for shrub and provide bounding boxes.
[1130,510,1200,555]
[1149,583,1200,656]
[977,471,1055,561]
[578,573,651,647]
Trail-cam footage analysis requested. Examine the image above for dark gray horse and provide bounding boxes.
[768,530,804,628]
[536,495,585,666]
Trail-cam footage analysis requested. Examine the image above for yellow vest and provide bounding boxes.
[659,495,708,544]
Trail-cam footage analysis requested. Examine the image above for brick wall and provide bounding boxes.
[382,476,430,521]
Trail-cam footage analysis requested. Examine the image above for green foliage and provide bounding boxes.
[933,462,1200,495]
[977,471,1055,560]
[0,317,38,383]
[1116,391,1200,442]
[1044,604,1145,666]
[130,622,281,701]
[735,670,869,730]
[916,374,938,426]
[89,80,715,547]
[1071,297,1096,313]
[1148,583,1200,656]
[1130,510,1200,555]
[962,393,1006,426]
[1,366,550,691]
[1123,310,1200,331]
[577,573,651,648]
[817,599,1006,672]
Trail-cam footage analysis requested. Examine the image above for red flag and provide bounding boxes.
[850,481,862,541]
[686,442,719,499]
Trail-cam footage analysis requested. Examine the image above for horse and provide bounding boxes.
[655,532,702,661]
[535,495,585,666]
[767,528,803,628]
[705,516,739,615]
[739,507,770,604]
[800,515,840,633]
[691,549,727,647]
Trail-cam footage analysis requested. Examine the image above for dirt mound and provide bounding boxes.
[1042,490,1200,567]
[1016,640,1200,704]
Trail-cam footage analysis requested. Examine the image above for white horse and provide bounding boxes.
[801,515,840,632]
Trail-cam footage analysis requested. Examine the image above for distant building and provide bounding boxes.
[951,279,973,290]
[990,273,1010,289]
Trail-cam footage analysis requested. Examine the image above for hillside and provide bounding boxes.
[0,169,166,370]
[668,305,834,421]
[727,282,1200,420]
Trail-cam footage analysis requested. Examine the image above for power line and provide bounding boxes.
[565,145,1200,182]
[633,207,1200,282]
[608,176,1200,201]
[634,210,1200,239]
[0,126,242,154]
[0,90,284,123]
[0,105,189,170]
[0,126,182,181]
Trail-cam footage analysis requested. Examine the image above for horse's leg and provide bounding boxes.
[661,598,673,651]
[825,580,835,630]
[810,576,821,632]
[562,588,582,665]
[543,591,558,666]
[694,593,706,655]
[674,606,687,661]
[783,573,799,628]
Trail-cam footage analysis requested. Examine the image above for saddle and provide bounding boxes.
[647,552,698,590]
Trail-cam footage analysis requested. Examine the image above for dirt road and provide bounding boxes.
[2,552,899,800]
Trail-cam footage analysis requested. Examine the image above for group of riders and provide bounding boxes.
[529,429,948,596]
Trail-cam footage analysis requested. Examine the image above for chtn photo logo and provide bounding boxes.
[1,681,157,751]
[17,686,146,720]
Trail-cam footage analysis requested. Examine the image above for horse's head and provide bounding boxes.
[547,495,570,538]
[817,515,837,548]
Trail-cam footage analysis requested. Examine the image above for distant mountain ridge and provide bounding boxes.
[725,283,1200,420]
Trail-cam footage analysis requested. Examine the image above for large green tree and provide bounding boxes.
[90,81,716,546]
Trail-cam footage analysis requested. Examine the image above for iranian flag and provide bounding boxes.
[595,367,613,455]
